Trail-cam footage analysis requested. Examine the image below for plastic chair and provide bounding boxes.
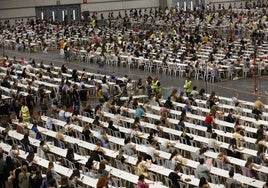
[179,181,189,188]
[257,171,267,181]
[47,153,57,162]
[37,148,46,159]
[111,177,123,187]
[81,166,90,176]
[210,174,220,184]
[163,176,173,187]
[148,172,158,182]
[181,165,191,175]
[164,160,175,170]
[115,159,124,170]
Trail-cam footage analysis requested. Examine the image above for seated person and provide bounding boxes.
[39,140,50,159]
[181,127,193,145]
[136,156,149,178]
[226,169,243,188]
[123,137,136,155]
[168,165,183,188]
[146,141,160,164]
[116,149,128,163]
[208,132,222,150]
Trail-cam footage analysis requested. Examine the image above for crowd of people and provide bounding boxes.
[0,3,268,188]
[0,4,268,81]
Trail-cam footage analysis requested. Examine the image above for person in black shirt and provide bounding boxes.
[168,164,183,188]
[26,90,35,115]
[82,123,93,141]
[79,85,88,106]
[164,96,174,109]
[21,133,31,152]
[0,99,9,116]
[108,120,119,131]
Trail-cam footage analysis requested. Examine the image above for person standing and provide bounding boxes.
[184,76,192,97]
[20,101,31,122]
[18,165,30,188]
[195,158,211,181]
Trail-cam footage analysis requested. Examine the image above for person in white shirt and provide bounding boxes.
[126,78,134,96]
[190,86,199,98]
[101,82,109,99]
[146,141,160,164]
[8,144,20,160]
[45,117,55,130]
[208,132,222,151]
[58,105,71,122]
[232,92,239,106]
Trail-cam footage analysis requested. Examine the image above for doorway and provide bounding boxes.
[36,4,81,24]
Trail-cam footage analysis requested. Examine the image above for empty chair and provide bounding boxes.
[181,165,191,175]
[113,131,123,138]
[210,174,220,184]
[148,172,158,182]
[98,154,105,161]
[111,177,123,187]
[215,158,224,169]
[79,133,86,141]
[37,148,46,159]
[81,166,90,176]
[155,157,164,166]
[47,153,57,162]
[124,163,133,173]
[257,171,267,182]
[163,176,173,187]
[178,181,189,188]
[115,159,124,170]
[79,147,88,156]
[57,140,66,149]
[164,160,175,170]
[28,130,37,138]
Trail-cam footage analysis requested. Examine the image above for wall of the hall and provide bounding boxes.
[0,0,160,21]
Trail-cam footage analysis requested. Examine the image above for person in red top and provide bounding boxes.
[204,113,215,133]
[137,175,149,188]
[1,58,7,67]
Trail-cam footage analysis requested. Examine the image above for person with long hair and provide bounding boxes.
[169,149,183,166]
[170,89,179,102]
[48,161,61,180]
[227,138,243,158]
[255,145,268,166]
[82,123,93,141]
[18,165,30,188]
[245,156,261,178]
[96,161,110,188]
[136,155,149,178]
[21,133,31,152]
[198,177,210,188]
